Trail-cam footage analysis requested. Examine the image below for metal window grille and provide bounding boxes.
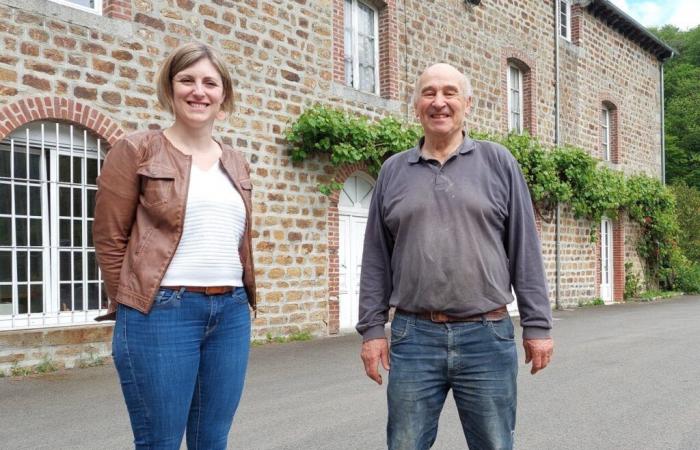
[0,122,105,330]
[507,65,523,133]
[343,0,380,95]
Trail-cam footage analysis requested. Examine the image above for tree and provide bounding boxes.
[651,25,700,189]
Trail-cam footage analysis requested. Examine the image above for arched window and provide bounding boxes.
[507,64,523,133]
[0,121,106,329]
[504,56,535,135]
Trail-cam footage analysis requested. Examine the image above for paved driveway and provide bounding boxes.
[1,295,699,449]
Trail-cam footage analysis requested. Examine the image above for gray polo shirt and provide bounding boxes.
[356,136,552,341]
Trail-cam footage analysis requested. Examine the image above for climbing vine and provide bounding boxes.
[286,105,683,288]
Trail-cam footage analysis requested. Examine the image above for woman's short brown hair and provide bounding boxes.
[156,42,235,114]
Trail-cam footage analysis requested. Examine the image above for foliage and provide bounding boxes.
[669,182,700,262]
[286,106,682,288]
[577,298,605,307]
[286,105,421,177]
[252,330,314,346]
[650,25,700,189]
[624,262,641,300]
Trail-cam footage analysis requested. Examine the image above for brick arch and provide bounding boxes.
[501,48,538,136]
[327,162,374,334]
[0,97,124,145]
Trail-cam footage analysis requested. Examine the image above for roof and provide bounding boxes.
[579,0,676,61]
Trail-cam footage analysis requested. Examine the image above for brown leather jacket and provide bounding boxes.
[93,130,256,320]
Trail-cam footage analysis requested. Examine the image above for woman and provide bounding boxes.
[93,42,256,450]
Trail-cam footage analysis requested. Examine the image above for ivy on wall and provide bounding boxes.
[286,105,681,288]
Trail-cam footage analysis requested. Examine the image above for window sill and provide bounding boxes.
[332,83,402,114]
[4,0,131,39]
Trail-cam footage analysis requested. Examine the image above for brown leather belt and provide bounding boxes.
[395,305,508,323]
[161,286,234,295]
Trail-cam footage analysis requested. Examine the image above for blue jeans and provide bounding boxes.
[112,287,251,450]
[387,313,517,450]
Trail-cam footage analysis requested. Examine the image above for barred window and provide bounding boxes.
[0,122,106,330]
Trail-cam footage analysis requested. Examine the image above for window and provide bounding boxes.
[560,0,571,40]
[507,65,523,133]
[0,122,106,330]
[601,106,611,161]
[344,0,380,95]
[49,0,102,15]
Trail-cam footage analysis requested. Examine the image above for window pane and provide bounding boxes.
[13,150,27,179]
[59,155,70,183]
[29,186,41,216]
[15,219,27,247]
[344,0,354,86]
[73,157,82,184]
[30,285,43,314]
[0,218,10,246]
[87,159,99,185]
[87,252,98,280]
[87,189,96,218]
[87,220,94,247]
[60,284,72,311]
[60,251,71,280]
[0,252,10,282]
[73,188,82,216]
[74,284,84,311]
[60,219,71,246]
[17,251,27,282]
[73,219,83,247]
[0,150,9,177]
[88,282,99,310]
[66,0,96,8]
[17,284,27,314]
[14,185,27,215]
[0,183,10,213]
[74,252,83,280]
[30,251,42,282]
[29,153,41,180]
[59,187,70,216]
[30,218,42,247]
[0,284,11,315]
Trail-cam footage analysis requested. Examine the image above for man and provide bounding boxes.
[357,63,554,450]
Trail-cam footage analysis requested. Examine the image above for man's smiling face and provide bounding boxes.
[414,64,472,141]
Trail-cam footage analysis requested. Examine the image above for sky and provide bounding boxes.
[609,0,700,30]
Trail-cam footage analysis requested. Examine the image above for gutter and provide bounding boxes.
[554,0,562,310]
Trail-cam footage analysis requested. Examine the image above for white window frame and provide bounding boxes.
[601,106,611,161]
[507,64,523,134]
[0,122,105,330]
[48,0,102,15]
[560,0,571,41]
[344,0,380,95]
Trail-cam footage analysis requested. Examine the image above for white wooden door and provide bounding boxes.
[338,174,374,330]
[600,218,614,304]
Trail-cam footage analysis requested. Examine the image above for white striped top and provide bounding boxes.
[161,162,246,287]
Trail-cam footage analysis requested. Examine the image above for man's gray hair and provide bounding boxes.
[411,69,473,106]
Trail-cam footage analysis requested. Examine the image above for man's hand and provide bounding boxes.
[361,338,390,385]
[523,338,554,375]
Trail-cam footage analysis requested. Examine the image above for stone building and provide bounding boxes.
[0,0,673,372]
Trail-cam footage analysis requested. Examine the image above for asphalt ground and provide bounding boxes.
[1,295,699,450]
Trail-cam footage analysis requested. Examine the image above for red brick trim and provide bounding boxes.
[326,162,371,335]
[501,48,538,136]
[613,218,625,302]
[0,96,124,145]
[332,0,399,100]
[103,0,133,21]
[571,4,583,46]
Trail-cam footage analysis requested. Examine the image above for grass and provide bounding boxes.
[77,353,106,368]
[634,290,682,302]
[10,363,33,377]
[35,356,58,374]
[252,330,314,346]
[577,298,605,307]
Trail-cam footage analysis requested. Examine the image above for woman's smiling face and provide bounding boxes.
[170,57,225,128]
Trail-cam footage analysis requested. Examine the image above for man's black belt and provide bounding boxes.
[394,305,508,323]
